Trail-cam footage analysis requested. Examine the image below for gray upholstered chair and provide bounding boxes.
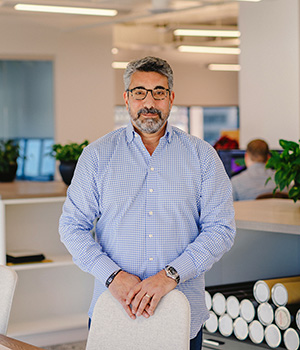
[86,289,191,350]
[0,265,18,334]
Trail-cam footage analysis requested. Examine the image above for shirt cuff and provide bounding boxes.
[170,251,198,284]
[90,254,120,285]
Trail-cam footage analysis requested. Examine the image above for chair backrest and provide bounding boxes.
[256,192,289,200]
[0,265,18,334]
[86,289,191,350]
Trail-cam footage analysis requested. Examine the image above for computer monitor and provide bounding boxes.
[217,148,282,178]
[217,149,246,178]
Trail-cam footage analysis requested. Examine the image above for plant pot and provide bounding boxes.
[0,163,18,182]
[59,161,77,186]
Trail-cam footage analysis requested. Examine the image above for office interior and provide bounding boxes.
[0,0,300,349]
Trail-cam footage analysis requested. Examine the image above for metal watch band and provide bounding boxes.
[105,269,122,288]
[164,265,180,284]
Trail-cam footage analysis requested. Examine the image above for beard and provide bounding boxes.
[129,105,171,134]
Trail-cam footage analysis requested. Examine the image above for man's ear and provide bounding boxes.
[169,90,175,108]
[123,91,129,111]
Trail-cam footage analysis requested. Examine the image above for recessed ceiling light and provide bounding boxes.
[178,46,240,55]
[14,4,117,16]
[208,64,241,71]
[174,29,240,38]
[112,62,129,69]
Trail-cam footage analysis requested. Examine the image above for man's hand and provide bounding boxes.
[126,269,177,319]
[108,270,141,319]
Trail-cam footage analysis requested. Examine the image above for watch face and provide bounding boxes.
[165,265,180,283]
[168,266,177,275]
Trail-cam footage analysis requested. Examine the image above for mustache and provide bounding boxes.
[137,107,162,119]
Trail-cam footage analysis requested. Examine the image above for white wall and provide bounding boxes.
[0,17,115,145]
[239,0,300,149]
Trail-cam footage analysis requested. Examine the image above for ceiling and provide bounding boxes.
[0,0,245,66]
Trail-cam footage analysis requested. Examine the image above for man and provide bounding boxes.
[231,139,277,201]
[59,56,236,349]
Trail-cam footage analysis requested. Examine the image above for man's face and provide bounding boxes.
[123,71,175,135]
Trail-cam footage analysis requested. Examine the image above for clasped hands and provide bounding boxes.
[108,269,177,320]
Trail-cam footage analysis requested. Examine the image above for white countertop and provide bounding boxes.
[234,199,300,235]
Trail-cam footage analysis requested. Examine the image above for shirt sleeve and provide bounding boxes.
[170,145,236,283]
[59,146,120,285]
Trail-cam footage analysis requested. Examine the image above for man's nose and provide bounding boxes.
[143,91,156,107]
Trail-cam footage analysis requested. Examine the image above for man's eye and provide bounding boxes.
[135,90,145,95]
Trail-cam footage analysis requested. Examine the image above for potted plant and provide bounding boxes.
[0,139,20,182]
[51,140,89,185]
[266,139,300,203]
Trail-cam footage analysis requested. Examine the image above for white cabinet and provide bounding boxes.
[0,182,94,347]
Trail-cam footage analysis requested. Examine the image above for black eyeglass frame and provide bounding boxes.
[126,87,170,100]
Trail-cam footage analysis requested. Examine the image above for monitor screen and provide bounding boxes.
[217,150,246,178]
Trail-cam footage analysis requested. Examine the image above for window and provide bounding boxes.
[0,60,55,180]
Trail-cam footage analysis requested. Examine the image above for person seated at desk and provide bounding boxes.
[231,139,276,201]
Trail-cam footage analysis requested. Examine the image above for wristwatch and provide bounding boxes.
[105,269,122,288]
[164,265,180,284]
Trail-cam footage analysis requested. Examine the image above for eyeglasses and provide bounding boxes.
[127,87,170,100]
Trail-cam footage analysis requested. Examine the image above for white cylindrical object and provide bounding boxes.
[253,280,270,304]
[283,328,300,350]
[249,320,264,344]
[275,306,291,330]
[272,283,288,306]
[212,292,226,316]
[233,316,248,341]
[205,311,218,333]
[219,313,233,337]
[296,308,300,330]
[205,290,212,310]
[240,299,256,323]
[227,295,240,319]
[265,324,282,348]
[257,302,274,326]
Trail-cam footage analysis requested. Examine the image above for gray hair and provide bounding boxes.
[123,56,173,91]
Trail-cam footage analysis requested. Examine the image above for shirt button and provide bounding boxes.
[149,188,154,193]
[150,167,154,171]
[149,211,153,215]
[149,257,154,261]
[149,234,153,238]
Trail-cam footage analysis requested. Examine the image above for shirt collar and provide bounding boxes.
[125,121,173,144]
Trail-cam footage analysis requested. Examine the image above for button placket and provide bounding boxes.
[145,161,156,263]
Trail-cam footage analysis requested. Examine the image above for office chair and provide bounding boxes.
[86,289,191,350]
[256,192,289,200]
[0,265,18,334]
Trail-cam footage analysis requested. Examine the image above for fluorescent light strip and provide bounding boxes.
[208,64,241,72]
[174,29,240,38]
[178,45,240,55]
[112,61,129,69]
[14,4,117,16]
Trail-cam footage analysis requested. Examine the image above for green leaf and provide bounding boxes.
[51,140,89,161]
[289,186,300,203]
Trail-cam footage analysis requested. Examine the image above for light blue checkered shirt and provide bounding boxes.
[59,122,236,339]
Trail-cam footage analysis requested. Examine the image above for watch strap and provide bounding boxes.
[105,269,122,288]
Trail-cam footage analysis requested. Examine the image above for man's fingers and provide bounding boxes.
[135,293,152,316]
[121,300,136,320]
[126,285,141,305]
[147,294,160,316]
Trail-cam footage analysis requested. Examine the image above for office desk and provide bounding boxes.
[0,335,44,350]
